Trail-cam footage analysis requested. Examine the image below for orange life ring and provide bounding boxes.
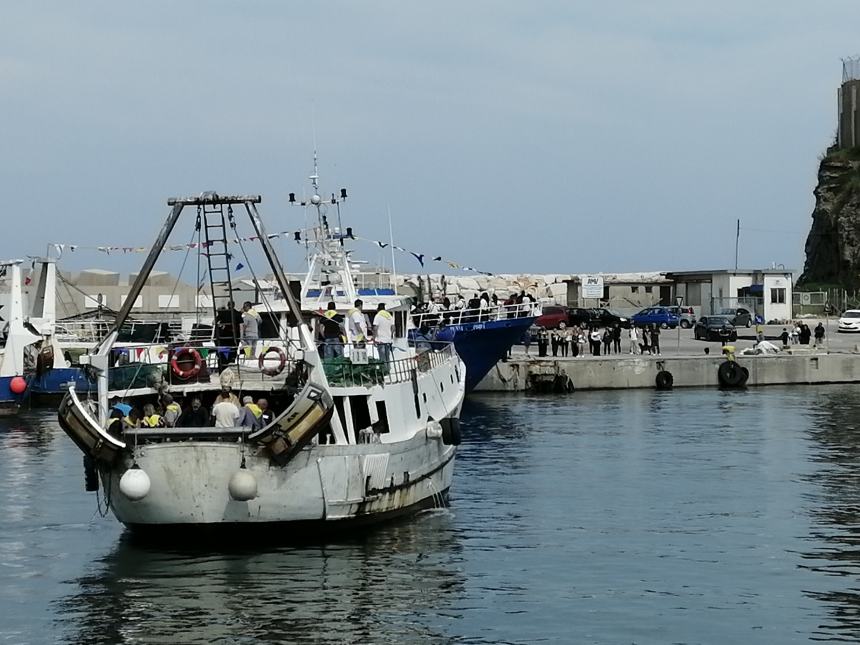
[259,346,287,376]
[171,347,203,379]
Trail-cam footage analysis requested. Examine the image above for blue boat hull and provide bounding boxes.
[0,376,29,412]
[30,368,95,399]
[434,317,534,392]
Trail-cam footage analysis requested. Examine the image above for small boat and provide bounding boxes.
[57,187,465,535]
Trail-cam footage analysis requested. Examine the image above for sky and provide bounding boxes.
[2,1,859,279]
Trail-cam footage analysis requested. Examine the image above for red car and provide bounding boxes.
[535,306,569,329]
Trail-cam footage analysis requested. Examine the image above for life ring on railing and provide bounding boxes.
[259,346,287,377]
[171,347,202,379]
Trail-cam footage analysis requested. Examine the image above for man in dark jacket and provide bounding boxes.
[178,397,210,427]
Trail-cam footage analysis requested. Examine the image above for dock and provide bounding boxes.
[475,350,860,392]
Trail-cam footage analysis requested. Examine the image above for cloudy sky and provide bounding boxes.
[2,2,858,277]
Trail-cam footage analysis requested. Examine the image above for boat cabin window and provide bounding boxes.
[374,401,390,434]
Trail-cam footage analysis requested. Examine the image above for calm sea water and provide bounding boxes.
[1,386,859,644]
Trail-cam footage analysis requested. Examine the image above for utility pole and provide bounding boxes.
[734,219,740,272]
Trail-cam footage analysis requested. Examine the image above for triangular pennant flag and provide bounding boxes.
[432,256,442,262]
[410,252,425,267]
[376,241,388,249]
[235,263,244,272]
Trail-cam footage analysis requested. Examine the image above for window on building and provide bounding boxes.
[83,294,103,308]
[602,286,610,300]
[631,286,639,294]
[196,294,213,308]
[644,286,653,294]
[158,294,180,309]
[770,288,786,304]
[120,295,143,309]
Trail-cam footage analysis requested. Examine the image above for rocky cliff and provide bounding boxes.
[800,147,860,288]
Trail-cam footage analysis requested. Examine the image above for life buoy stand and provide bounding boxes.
[171,347,203,379]
[655,370,674,390]
[259,346,287,377]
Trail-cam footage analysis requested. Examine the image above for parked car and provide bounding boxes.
[535,305,570,330]
[631,307,680,329]
[588,308,631,329]
[693,315,737,341]
[566,307,594,327]
[667,305,696,329]
[719,307,753,328]
[838,309,860,333]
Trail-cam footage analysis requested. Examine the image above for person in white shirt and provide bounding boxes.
[628,326,639,354]
[372,303,395,364]
[347,299,370,346]
[212,399,240,428]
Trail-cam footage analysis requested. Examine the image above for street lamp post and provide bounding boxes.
[675,295,684,355]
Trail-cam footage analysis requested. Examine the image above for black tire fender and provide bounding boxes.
[655,370,674,390]
[718,360,744,387]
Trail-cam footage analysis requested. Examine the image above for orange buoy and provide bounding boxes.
[9,376,27,395]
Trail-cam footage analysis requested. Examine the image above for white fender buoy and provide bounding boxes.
[119,467,151,501]
[426,420,443,440]
[228,469,258,501]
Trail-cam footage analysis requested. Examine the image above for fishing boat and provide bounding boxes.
[411,301,538,392]
[0,260,42,412]
[57,190,465,534]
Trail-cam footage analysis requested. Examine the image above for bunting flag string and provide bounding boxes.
[48,228,495,275]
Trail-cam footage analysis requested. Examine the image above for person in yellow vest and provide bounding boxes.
[372,302,395,364]
[347,299,370,347]
[161,393,182,428]
[141,403,163,428]
[319,301,345,359]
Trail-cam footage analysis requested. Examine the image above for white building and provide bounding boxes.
[666,269,794,323]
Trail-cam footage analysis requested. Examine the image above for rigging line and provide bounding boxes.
[233,226,297,351]
[120,226,197,401]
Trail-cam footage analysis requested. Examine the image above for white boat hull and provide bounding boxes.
[105,429,456,529]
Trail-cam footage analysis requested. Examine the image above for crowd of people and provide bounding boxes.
[531,323,666,357]
[412,290,537,325]
[778,321,826,348]
[106,385,276,432]
[316,299,396,362]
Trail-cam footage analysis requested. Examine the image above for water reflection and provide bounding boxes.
[802,388,860,642]
[55,512,465,644]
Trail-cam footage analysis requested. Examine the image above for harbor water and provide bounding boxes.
[2,386,860,643]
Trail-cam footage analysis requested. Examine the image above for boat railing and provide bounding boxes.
[320,341,458,388]
[411,302,539,329]
[105,338,308,391]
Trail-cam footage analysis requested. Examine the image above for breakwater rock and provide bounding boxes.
[800,147,860,289]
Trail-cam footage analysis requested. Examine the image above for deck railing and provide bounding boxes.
[411,302,539,329]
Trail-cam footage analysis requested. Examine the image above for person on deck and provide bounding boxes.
[258,398,274,427]
[215,385,240,407]
[212,396,241,428]
[178,397,210,427]
[241,301,261,356]
[814,322,826,347]
[372,303,395,365]
[238,396,261,430]
[628,326,639,355]
[347,299,370,347]
[161,393,181,428]
[140,403,163,428]
[320,302,345,359]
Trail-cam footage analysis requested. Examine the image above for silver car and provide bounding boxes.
[667,306,697,329]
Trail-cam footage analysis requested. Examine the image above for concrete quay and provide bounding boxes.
[475,350,860,392]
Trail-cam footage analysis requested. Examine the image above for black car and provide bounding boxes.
[693,315,737,341]
[566,307,593,327]
[588,308,631,329]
